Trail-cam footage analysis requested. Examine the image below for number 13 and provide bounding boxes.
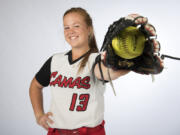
[69,93,90,111]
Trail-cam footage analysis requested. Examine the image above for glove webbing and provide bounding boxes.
[107,68,117,96]
[92,54,117,96]
[98,57,105,84]
[92,54,106,84]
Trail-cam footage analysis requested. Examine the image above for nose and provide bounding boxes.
[66,27,75,35]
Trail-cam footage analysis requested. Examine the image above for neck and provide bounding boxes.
[71,46,90,60]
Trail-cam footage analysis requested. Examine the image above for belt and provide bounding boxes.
[49,121,105,135]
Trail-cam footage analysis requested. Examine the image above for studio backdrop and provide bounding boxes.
[0,0,180,135]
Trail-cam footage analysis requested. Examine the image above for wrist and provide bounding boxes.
[35,112,45,121]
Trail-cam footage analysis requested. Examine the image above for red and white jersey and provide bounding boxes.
[36,51,106,129]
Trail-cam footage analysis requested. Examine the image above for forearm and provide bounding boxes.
[94,62,130,80]
[29,78,44,120]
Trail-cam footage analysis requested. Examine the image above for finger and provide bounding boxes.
[39,117,47,126]
[101,51,106,60]
[157,56,164,67]
[38,117,44,125]
[125,13,139,20]
[135,17,148,24]
[126,13,148,25]
[47,112,53,116]
[160,60,164,67]
[41,113,54,124]
[128,13,140,18]
[142,17,148,23]
[145,24,156,36]
[161,60,164,67]
[38,114,51,125]
[42,123,50,131]
[46,117,54,124]
[40,117,51,130]
[152,39,160,53]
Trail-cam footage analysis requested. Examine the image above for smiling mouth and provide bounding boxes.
[69,36,79,40]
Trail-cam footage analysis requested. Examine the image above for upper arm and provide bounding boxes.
[30,77,44,89]
[35,56,52,87]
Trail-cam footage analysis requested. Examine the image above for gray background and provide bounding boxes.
[1,0,180,135]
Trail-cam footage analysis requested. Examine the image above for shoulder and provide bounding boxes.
[52,51,68,58]
[51,51,69,60]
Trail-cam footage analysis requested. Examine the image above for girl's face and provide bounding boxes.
[63,12,91,49]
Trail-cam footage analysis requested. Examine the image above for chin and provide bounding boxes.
[69,44,82,49]
[68,42,84,48]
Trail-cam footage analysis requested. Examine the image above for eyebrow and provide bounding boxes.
[64,22,81,27]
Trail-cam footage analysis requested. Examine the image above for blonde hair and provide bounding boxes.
[63,7,99,73]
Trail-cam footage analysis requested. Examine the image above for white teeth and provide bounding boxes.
[71,36,76,39]
[69,36,78,40]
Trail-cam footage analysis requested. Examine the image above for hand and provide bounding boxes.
[100,51,106,61]
[152,39,160,54]
[36,112,54,130]
[144,23,156,36]
[126,13,156,36]
[125,13,148,24]
[152,38,164,68]
[154,39,164,67]
[100,51,111,68]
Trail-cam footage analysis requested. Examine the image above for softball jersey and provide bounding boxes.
[35,50,106,129]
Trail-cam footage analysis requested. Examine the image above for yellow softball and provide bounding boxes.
[112,26,146,59]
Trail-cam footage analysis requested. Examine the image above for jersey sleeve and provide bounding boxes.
[35,56,52,87]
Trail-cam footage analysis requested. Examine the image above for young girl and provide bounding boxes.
[29,7,129,135]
